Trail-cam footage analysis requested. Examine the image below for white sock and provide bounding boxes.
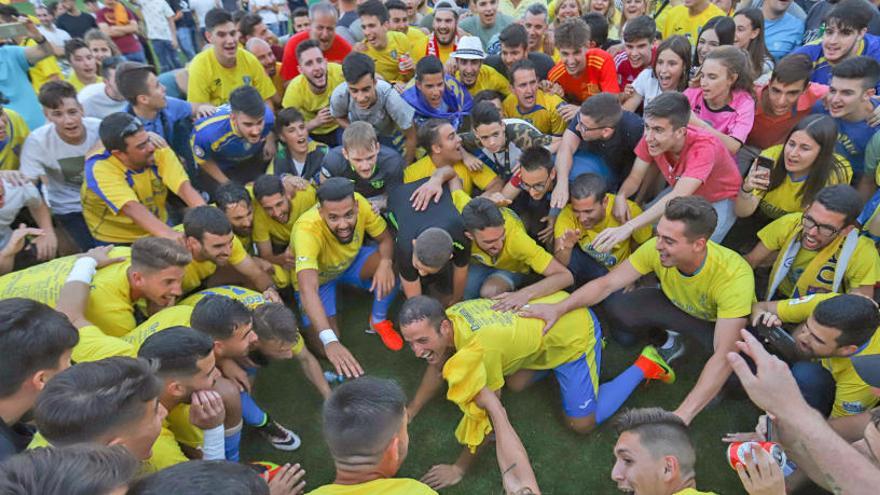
[661,331,680,350]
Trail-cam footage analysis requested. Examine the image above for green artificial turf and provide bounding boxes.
[241,288,760,494]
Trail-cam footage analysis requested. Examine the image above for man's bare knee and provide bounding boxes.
[214,377,242,427]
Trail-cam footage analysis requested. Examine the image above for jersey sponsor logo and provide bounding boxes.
[194,145,206,158]
[842,400,866,415]
[243,75,253,86]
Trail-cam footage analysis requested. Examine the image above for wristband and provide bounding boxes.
[66,257,98,284]
[319,329,339,346]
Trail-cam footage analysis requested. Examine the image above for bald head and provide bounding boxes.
[245,37,276,75]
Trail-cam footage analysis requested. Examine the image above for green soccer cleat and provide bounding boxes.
[637,345,676,385]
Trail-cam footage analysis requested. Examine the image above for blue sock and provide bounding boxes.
[240,391,267,427]
[596,365,645,424]
[224,426,242,462]
[370,280,399,322]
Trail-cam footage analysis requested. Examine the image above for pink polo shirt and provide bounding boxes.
[635,125,741,202]
[683,88,755,144]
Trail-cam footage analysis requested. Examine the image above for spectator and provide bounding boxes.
[140,0,182,73]
[0,177,57,264]
[693,16,735,71]
[95,0,146,63]
[621,0,649,29]
[35,3,71,57]
[64,39,101,91]
[0,17,55,130]
[128,460,282,495]
[238,13,284,62]
[503,60,567,135]
[761,0,805,59]
[385,0,428,64]
[451,36,510,98]
[553,0,585,27]
[460,0,515,48]
[485,23,555,80]
[280,2,353,81]
[803,0,880,44]
[0,444,138,495]
[615,16,657,92]
[582,12,616,50]
[291,7,310,34]
[85,28,121,64]
[190,0,220,44]
[623,35,692,112]
[250,0,283,36]
[424,1,461,64]
[495,146,558,245]
[320,121,403,204]
[167,0,198,61]
[0,93,30,172]
[659,0,726,43]
[282,40,343,147]
[521,4,556,58]
[79,55,127,118]
[547,18,620,108]
[733,8,774,85]
[272,107,328,183]
[245,37,283,108]
[587,0,621,39]
[403,57,473,130]
[357,0,414,85]
[56,0,99,39]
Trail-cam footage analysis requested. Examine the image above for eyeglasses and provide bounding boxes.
[519,176,550,193]
[802,214,841,238]
[576,115,607,133]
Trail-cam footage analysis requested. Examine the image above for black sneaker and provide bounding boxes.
[658,333,686,364]
[257,421,301,451]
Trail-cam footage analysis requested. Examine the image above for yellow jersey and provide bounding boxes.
[82,146,191,243]
[172,224,249,295]
[23,38,61,93]
[460,64,510,98]
[554,195,652,269]
[364,31,412,83]
[72,324,137,363]
[282,63,344,136]
[758,212,880,298]
[628,238,754,321]
[67,73,103,92]
[253,184,318,247]
[0,253,78,307]
[187,46,276,106]
[452,190,554,274]
[673,489,718,495]
[307,479,437,494]
[753,145,852,220]
[405,27,428,64]
[292,193,387,285]
[179,284,268,309]
[660,3,727,44]
[404,155,498,196]
[502,90,567,135]
[122,305,193,348]
[0,108,29,170]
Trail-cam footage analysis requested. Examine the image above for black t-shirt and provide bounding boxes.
[320,145,404,198]
[0,417,34,462]
[387,179,471,282]
[485,52,555,81]
[273,144,327,183]
[166,0,196,29]
[568,110,644,182]
[56,12,98,40]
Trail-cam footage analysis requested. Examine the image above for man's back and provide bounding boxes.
[307,478,437,494]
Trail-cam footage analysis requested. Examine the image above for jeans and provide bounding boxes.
[791,361,835,417]
[463,263,525,300]
[151,39,182,72]
[710,198,736,244]
[123,49,147,63]
[176,26,197,60]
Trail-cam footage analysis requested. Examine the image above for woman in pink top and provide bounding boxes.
[684,46,756,155]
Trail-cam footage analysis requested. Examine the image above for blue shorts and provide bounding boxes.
[295,245,377,327]
[464,262,526,299]
[534,309,604,418]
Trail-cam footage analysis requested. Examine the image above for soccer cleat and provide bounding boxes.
[256,421,302,451]
[658,332,686,364]
[636,345,676,385]
[370,318,404,351]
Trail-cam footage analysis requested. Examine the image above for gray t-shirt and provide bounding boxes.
[0,182,42,250]
[79,83,127,119]
[320,145,404,198]
[330,79,415,137]
[459,13,515,49]
[20,118,102,215]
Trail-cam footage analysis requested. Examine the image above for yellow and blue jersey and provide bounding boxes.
[0,108,29,171]
[190,104,274,172]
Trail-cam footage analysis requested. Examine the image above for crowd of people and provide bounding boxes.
[2,0,880,492]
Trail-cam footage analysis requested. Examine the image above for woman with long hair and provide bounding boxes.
[684,45,755,154]
[552,0,586,26]
[693,16,735,68]
[735,114,852,223]
[620,0,650,32]
[623,35,691,112]
[586,0,621,38]
[734,8,774,84]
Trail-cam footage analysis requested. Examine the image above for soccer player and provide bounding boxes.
[450,36,510,98]
[357,0,414,85]
[503,59,567,135]
[281,40,344,147]
[0,298,78,461]
[400,294,673,489]
[81,112,205,245]
[280,2,352,81]
[244,38,283,109]
[191,85,275,194]
[0,444,138,495]
[320,121,404,210]
[611,408,714,495]
[292,178,400,374]
[129,459,293,494]
[251,174,317,280]
[187,9,276,106]
[547,18,620,107]
[330,52,417,164]
[385,0,428,65]
[521,196,755,426]
[214,182,256,254]
[745,185,880,299]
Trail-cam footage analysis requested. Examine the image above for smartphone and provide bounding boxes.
[753,323,799,362]
[0,23,27,40]
[755,156,774,175]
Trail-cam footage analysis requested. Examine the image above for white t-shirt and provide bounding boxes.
[191,0,218,28]
[141,0,175,41]
[251,0,280,25]
[20,118,102,215]
[0,181,42,250]
[79,83,127,118]
[38,26,71,50]
[632,69,663,107]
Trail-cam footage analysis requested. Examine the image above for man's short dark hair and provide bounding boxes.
[831,56,880,91]
[499,23,528,49]
[582,12,608,46]
[101,55,125,79]
[322,377,407,466]
[138,326,215,378]
[295,38,322,60]
[253,303,299,343]
[643,91,691,129]
[0,445,139,495]
[238,13,264,38]
[471,101,503,127]
[99,112,144,152]
[342,52,375,84]
[813,295,880,348]
[614,408,696,479]
[555,18,590,50]
[215,181,252,210]
[417,118,449,151]
[229,85,267,118]
[813,184,863,226]
[525,3,548,18]
[663,196,717,241]
[399,295,447,330]
[622,15,656,43]
[509,58,537,82]
[127,460,269,495]
[191,295,253,341]
[827,0,874,32]
[771,53,814,87]
[416,55,444,82]
[292,6,309,18]
[317,177,356,204]
[519,146,552,173]
[184,205,234,240]
[385,0,408,13]
[0,299,78,398]
[275,107,305,134]
[461,197,505,232]
[63,37,90,60]
[116,63,156,106]
[253,174,285,201]
[473,89,504,106]
[580,92,623,128]
[205,8,234,31]
[34,357,162,446]
[357,0,389,23]
[38,80,79,109]
[415,227,454,269]
[570,173,607,202]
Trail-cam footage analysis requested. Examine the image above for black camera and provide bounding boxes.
[751,322,800,363]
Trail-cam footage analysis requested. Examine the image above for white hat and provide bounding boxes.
[452,36,486,60]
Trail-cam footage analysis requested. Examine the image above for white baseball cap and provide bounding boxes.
[452,36,486,60]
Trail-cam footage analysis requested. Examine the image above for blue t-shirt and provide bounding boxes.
[812,100,876,174]
[0,46,44,130]
[765,13,805,60]
[794,33,880,92]
[128,97,192,140]
[191,104,274,171]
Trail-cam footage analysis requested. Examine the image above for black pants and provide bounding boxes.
[604,287,715,349]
